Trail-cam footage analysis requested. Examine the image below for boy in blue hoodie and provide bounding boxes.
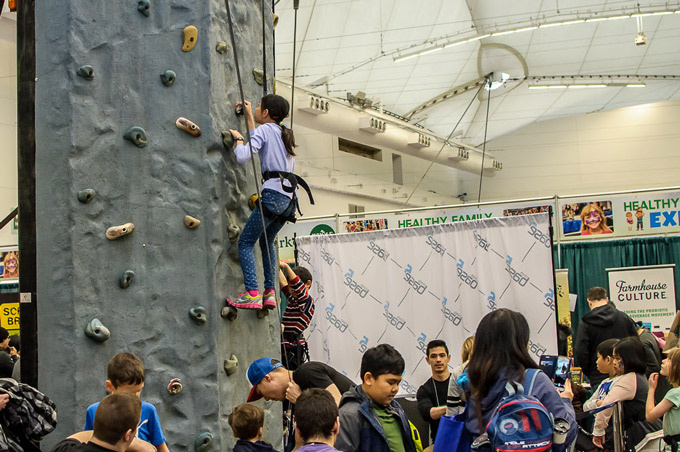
[229,404,280,452]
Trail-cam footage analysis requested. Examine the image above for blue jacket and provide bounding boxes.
[335,385,416,452]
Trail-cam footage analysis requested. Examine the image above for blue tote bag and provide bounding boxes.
[433,410,473,452]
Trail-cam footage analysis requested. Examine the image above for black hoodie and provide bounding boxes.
[574,303,637,386]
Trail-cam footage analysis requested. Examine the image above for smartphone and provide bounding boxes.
[539,355,557,380]
[553,355,572,388]
[571,367,582,385]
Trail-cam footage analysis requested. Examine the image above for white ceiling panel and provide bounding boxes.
[274,0,680,145]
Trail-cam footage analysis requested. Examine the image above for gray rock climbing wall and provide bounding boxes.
[34,1,279,450]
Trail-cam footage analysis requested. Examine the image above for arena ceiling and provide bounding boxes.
[273,0,680,147]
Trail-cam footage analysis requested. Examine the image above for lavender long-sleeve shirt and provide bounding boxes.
[234,123,295,198]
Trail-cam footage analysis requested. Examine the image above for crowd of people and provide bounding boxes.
[44,285,680,452]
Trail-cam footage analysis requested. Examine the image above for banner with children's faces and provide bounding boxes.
[296,213,558,395]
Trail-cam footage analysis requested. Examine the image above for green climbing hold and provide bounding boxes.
[194,432,213,452]
[189,306,207,325]
[77,65,94,81]
[84,318,110,343]
[119,270,135,289]
[215,41,229,54]
[137,0,150,16]
[224,355,238,376]
[253,68,264,86]
[124,126,148,148]
[77,189,96,203]
[221,131,234,150]
[160,70,176,86]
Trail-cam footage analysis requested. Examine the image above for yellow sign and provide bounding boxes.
[0,303,20,331]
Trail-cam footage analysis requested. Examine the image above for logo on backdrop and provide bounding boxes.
[528,224,551,248]
[367,240,390,261]
[441,297,462,326]
[400,378,418,395]
[403,264,427,294]
[506,255,530,287]
[426,235,446,256]
[456,259,478,289]
[529,339,547,358]
[298,248,312,265]
[384,301,406,330]
[325,304,348,333]
[416,333,427,354]
[320,248,335,266]
[544,289,556,311]
[358,336,369,353]
[344,269,369,298]
[473,230,491,251]
[487,291,497,311]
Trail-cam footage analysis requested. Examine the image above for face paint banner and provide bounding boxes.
[606,264,676,332]
[297,213,558,395]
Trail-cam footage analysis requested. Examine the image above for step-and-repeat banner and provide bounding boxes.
[296,213,558,395]
[606,265,676,331]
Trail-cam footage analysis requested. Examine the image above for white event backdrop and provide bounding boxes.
[295,213,558,395]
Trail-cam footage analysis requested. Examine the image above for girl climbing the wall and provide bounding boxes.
[226,94,312,312]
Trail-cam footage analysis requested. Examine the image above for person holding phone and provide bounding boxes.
[464,309,577,451]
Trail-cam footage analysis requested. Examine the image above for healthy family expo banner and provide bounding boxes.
[606,264,676,331]
[296,213,558,395]
[279,189,680,260]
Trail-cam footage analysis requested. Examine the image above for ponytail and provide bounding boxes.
[280,123,296,156]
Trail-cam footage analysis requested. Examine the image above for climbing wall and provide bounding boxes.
[34,1,279,449]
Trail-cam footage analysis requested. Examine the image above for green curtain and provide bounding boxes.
[556,236,680,334]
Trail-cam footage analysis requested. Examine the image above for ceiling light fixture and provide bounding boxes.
[626,83,646,87]
[485,72,510,90]
[528,85,568,89]
[392,9,677,63]
[568,84,607,88]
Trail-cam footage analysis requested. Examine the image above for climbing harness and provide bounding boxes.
[262,170,315,221]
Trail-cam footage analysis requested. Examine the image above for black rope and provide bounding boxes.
[290,0,300,128]
[477,78,493,203]
[261,0,267,95]
[404,83,484,205]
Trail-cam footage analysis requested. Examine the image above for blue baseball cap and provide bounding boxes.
[247,357,283,402]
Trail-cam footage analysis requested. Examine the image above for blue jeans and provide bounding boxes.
[238,189,295,291]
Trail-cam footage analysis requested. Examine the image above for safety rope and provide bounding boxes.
[261,0,267,95]
[223,0,293,376]
[477,78,492,203]
[404,83,484,206]
[289,0,299,128]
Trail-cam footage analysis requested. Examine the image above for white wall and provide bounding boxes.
[301,187,415,218]
[460,99,680,202]
[0,16,17,247]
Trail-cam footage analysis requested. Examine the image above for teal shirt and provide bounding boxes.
[663,387,680,435]
[373,405,406,452]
